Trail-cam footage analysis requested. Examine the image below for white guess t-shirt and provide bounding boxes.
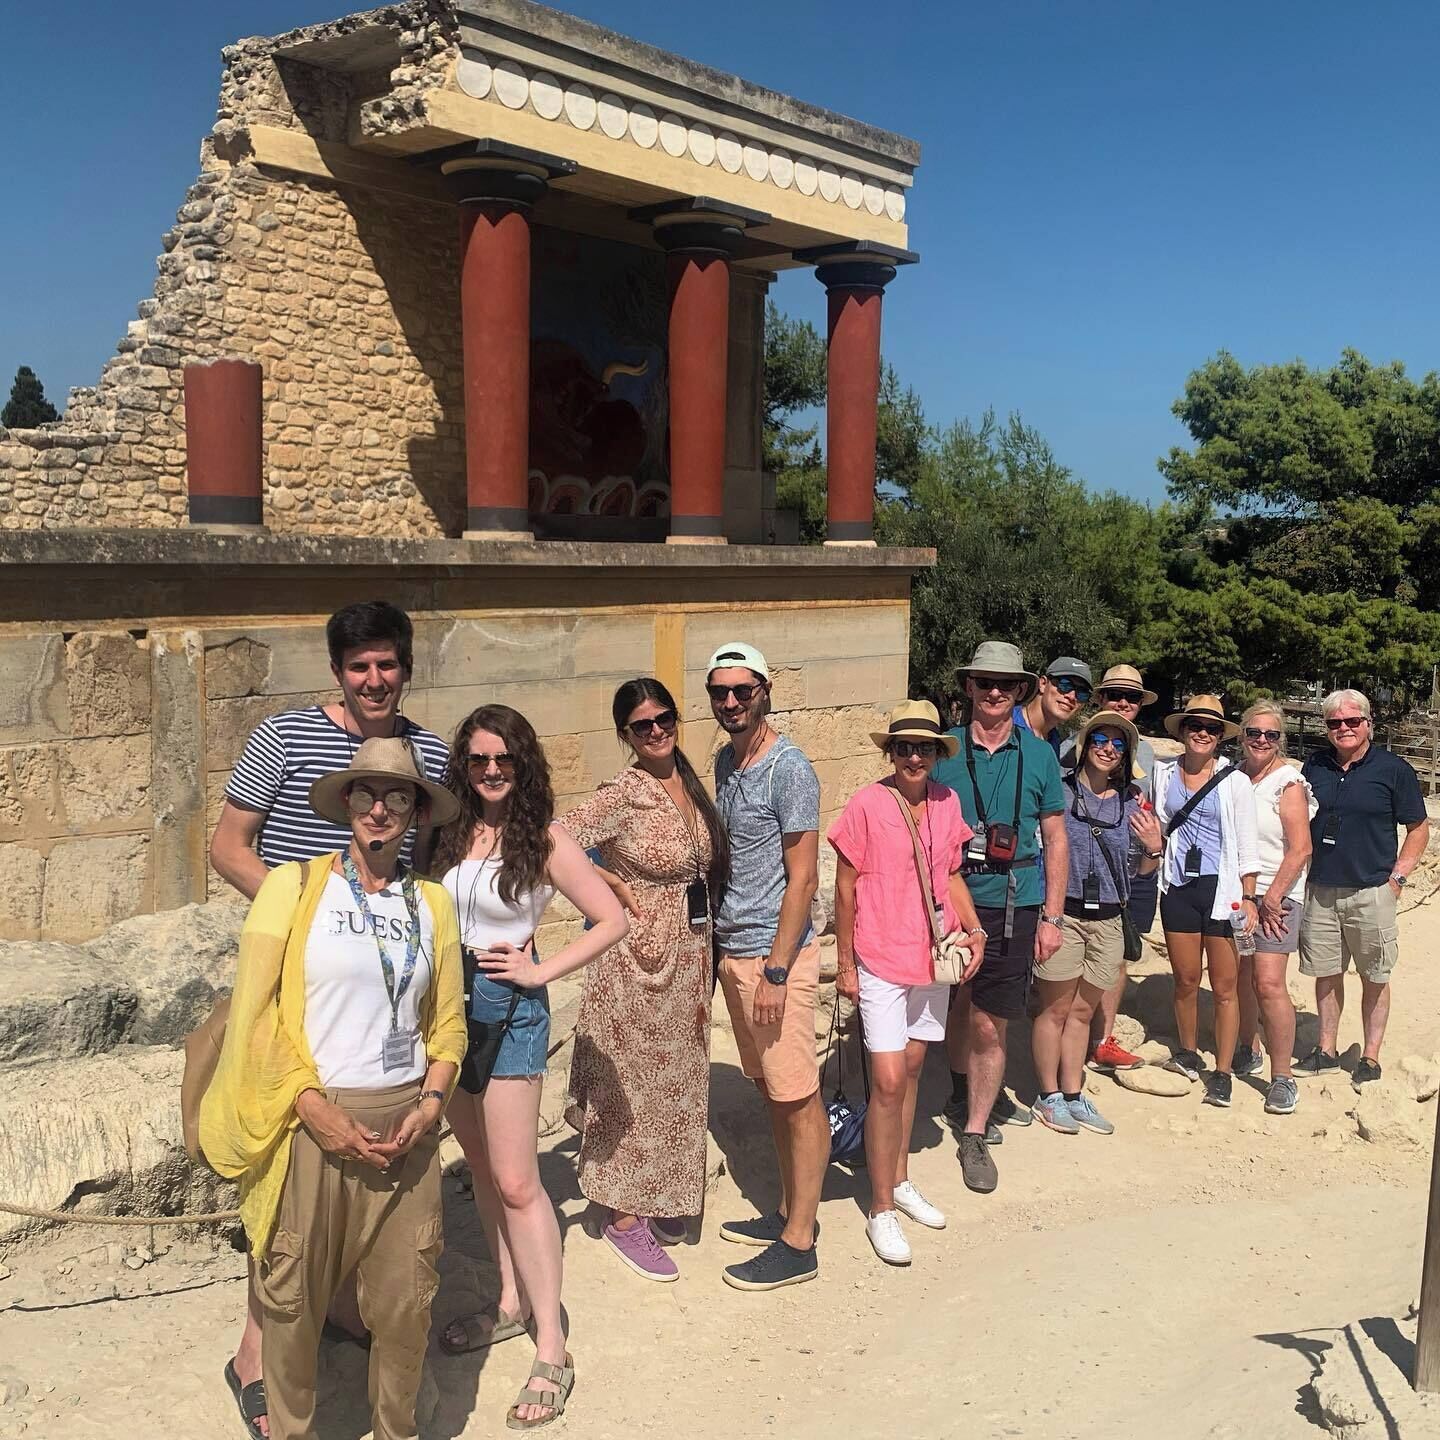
[303,871,435,1087]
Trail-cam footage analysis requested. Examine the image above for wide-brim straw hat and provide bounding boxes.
[955,640,1040,705]
[1074,709,1145,782]
[309,735,461,827]
[1097,663,1158,707]
[1164,694,1241,743]
[870,699,960,758]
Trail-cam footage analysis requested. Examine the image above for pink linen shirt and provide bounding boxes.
[827,779,973,987]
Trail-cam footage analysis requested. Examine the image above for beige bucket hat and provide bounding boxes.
[870,699,960,758]
[1163,695,1240,743]
[1073,709,1146,782]
[954,640,1040,705]
[309,735,461,827]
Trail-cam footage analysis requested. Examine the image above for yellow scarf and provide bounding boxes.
[198,854,466,1257]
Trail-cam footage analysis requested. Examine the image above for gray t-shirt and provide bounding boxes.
[714,735,820,956]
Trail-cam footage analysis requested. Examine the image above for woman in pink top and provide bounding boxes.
[829,701,985,1266]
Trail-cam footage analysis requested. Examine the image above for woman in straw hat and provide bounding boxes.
[1031,711,1162,1137]
[432,705,628,1430]
[1152,696,1260,1109]
[199,735,468,1440]
[828,700,987,1266]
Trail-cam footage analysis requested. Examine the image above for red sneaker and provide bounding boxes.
[1089,1036,1144,1073]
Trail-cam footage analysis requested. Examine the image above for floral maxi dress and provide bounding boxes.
[560,765,714,1219]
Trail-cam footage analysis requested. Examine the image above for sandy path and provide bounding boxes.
[1,907,1435,1439]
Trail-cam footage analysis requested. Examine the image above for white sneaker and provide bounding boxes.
[893,1180,946,1230]
[866,1209,912,1266]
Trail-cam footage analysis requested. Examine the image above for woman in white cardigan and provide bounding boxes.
[1152,695,1260,1109]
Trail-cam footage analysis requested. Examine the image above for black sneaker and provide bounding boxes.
[1295,1046,1341,1079]
[1352,1058,1383,1092]
[941,1099,1002,1146]
[1203,1072,1233,1108]
[990,1089,1033,1128]
[1165,1049,1205,1082]
[958,1133,998,1194]
[1232,1045,1264,1077]
[722,1238,817,1291]
[718,1211,819,1247]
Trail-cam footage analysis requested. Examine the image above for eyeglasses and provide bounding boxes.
[466,751,516,774]
[1088,733,1128,751]
[1051,677,1092,702]
[707,683,761,704]
[892,739,939,759]
[347,784,416,816]
[971,675,1020,695]
[1243,727,1282,743]
[628,709,678,739]
[1325,716,1367,731]
[1098,688,1143,705]
[1182,720,1225,737]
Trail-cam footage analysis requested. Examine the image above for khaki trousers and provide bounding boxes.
[256,1080,443,1440]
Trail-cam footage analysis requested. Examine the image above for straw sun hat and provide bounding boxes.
[1073,709,1145,782]
[1163,694,1241,743]
[309,735,461,827]
[1096,663,1158,707]
[869,700,960,758]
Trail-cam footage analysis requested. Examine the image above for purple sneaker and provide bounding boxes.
[648,1216,687,1246]
[604,1218,679,1282]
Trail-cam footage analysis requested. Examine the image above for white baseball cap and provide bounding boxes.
[706,642,769,681]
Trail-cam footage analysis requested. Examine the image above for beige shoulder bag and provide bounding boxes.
[885,787,970,985]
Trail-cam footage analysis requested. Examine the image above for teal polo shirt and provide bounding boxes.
[932,724,1066,909]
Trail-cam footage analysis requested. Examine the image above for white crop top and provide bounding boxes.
[442,858,555,949]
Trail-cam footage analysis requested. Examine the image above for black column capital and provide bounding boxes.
[430,138,577,210]
[796,239,919,294]
[631,196,771,257]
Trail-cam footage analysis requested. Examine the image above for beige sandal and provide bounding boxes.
[438,1305,529,1356]
[505,1353,575,1430]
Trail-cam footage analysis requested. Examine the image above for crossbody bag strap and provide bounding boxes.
[1165,766,1233,838]
[886,785,944,946]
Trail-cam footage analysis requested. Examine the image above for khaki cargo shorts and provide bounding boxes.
[1034,913,1125,990]
[1299,882,1399,985]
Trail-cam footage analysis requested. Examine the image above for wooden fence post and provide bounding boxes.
[1416,1098,1440,1390]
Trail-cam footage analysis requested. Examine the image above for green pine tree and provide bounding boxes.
[2,366,59,428]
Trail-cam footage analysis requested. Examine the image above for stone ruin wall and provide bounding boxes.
[0,2,466,536]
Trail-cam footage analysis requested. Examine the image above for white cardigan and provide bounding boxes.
[1151,755,1260,921]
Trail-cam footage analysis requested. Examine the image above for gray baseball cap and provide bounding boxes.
[1046,656,1093,687]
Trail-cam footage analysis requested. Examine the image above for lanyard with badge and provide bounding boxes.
[341,852,422,1071]
[962,731,1024,866]
[1069,778,1124,910]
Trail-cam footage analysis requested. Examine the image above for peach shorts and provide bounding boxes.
[718,939,822,1103]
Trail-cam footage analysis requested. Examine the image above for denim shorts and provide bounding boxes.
[468,969,551,1080]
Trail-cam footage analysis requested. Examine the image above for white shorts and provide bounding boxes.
[856,963,949,1052]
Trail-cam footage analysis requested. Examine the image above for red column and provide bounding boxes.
[825,283,885,544]
[666,250,731,541]
[459,202,532,538]
[184,358,264,528]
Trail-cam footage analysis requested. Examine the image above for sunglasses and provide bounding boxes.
[1088,732,1128,751]
[628,708,678,739]
[1182,720,1225,737]
[707,682,762,704]
[1244,727,1282,743]
[1325,716,1367,731]
[892,739,939,759]
[971,675,1021,694]
[466,751,516,773]
[1098,688,1143,705]
[346,783,416,816]
[1050,677,1092,702]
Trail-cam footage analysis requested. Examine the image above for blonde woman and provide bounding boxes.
[1233,702,1314,1116]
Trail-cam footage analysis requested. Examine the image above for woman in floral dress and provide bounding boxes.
[560,677,728,1282]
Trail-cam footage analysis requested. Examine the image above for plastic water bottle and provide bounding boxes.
[1230,901,1256,956]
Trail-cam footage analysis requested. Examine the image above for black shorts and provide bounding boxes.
[963,904,1038,1021]
[1128,869,1159,937]
[1160,874,1232,938]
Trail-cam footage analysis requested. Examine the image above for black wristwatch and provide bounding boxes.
[762,963,791,985]
[418,1089,445,1106]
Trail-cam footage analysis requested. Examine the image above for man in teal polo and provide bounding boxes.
[932,640,1067,1194]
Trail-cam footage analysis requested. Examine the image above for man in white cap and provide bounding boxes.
[706,642,826,1292]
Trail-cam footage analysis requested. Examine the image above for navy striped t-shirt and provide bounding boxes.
[225,706,452,867]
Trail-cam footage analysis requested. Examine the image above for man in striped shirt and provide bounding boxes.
[208,599,450,1440]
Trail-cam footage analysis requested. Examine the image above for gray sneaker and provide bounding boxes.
[1032,1093,1080,1134]
[958,1132,998,1193]
[1232,1044,1264,1077]
[941,1098,1003,1145]
[1264,1076,1299,1115]
[1066,1093,1115,1135]
[1295,1046,1341,1079]
[722,1239,818,1292]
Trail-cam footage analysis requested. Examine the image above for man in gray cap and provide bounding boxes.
[1016,656,1093,758]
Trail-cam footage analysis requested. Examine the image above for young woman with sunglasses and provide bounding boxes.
[1152,697,1260,1108]
[829,701,985,1265]
[433,705,627,1430]
[1233,703,1314,1115]
[1031,712,1162,1136]
[557,678,729,1283]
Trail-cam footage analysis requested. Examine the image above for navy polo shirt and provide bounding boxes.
[1302,744,1426,888]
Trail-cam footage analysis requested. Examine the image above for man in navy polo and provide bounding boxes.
[1015,656,1092,758]
[1297,688,1429,1088]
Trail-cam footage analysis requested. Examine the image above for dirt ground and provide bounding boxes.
[1,904,1437,1440]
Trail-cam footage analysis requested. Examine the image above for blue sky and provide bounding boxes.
[3,2,1438,502]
